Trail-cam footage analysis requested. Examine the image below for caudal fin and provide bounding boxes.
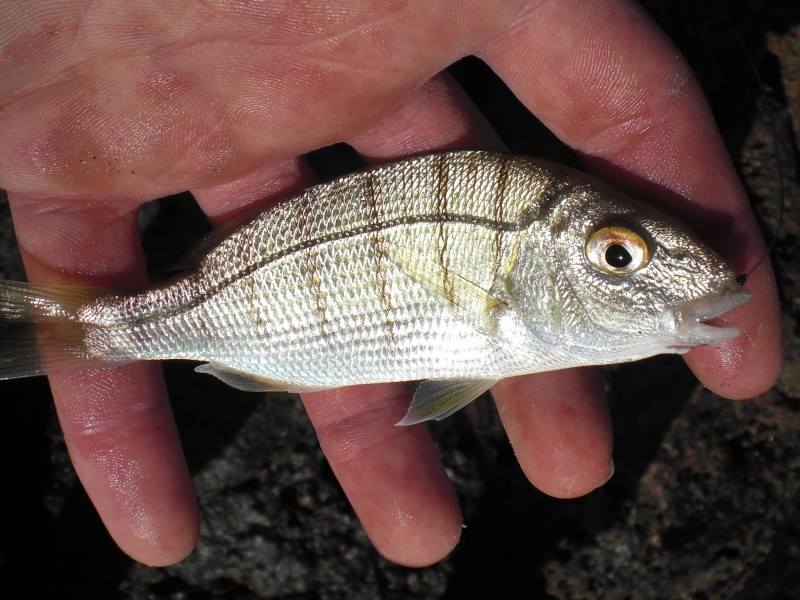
[0,281,112,379]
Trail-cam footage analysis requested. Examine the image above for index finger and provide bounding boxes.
[478,0,781,397]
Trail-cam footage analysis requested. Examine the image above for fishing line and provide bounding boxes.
[711,0,787,286]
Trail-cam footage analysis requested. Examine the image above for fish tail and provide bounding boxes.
[0,281,113,379]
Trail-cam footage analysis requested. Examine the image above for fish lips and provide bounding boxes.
[667,279,752,351]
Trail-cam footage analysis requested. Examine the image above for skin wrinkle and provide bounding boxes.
[192,157,311,221]
[350,74,502,158]
[1,30,80,102]
[195,0,410,44]
[75,3,181,51]
[566,44,694,162]
[67,398,151,436]
[288,6,408,71]
[309,385,408,466]
[478,1,702,181]
[10,200,142,281]
[56,368,144,432]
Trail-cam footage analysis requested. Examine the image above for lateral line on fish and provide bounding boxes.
[144,168,570,326]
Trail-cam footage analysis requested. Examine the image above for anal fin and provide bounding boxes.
[195,362,322,394]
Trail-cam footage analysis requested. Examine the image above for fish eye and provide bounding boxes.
[585,225,650,275]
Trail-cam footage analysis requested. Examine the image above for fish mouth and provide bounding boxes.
[668,279,752,351]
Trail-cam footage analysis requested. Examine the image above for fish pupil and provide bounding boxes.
[605,244,632,268]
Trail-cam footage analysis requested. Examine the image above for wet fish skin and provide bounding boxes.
[0,151,750,423]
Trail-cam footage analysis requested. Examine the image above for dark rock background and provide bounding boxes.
[1,1,799,598]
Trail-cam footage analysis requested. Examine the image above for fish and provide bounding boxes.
[0,150,750,424]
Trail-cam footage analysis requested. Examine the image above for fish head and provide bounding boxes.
[511,171,751,364]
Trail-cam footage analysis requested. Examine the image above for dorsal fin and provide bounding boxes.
[162,194,309,272]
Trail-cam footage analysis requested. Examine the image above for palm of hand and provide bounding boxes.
[0,0,781,567]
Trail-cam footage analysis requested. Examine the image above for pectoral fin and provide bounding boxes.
[396,379,497,426]
[195,362,322,394]
[384,243,507,336]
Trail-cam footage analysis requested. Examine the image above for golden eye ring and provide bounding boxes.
[585,225,650,275]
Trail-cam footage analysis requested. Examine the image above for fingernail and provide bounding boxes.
[601,457,615,485]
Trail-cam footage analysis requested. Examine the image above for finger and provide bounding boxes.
[492,369,613,498]
[303,385,460,567]
[348,72,504,159]
[7,193,199,566]
[192,157,314,224]
[300,76,498,566]
[478,0,782,397]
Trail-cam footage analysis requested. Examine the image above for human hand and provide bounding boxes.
[0,0,781,567]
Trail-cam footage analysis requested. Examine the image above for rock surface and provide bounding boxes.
[1,1,799,598]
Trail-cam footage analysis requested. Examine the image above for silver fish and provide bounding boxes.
[0,151,750,424]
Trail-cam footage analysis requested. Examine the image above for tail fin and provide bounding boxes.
[0,281,112,379]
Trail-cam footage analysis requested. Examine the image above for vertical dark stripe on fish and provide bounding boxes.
[298,196,330,338]
[364,173,396,340]
[245,267,265,333]
[436,154,455,307]
[491,154,511,285]
[516,166,564,230]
